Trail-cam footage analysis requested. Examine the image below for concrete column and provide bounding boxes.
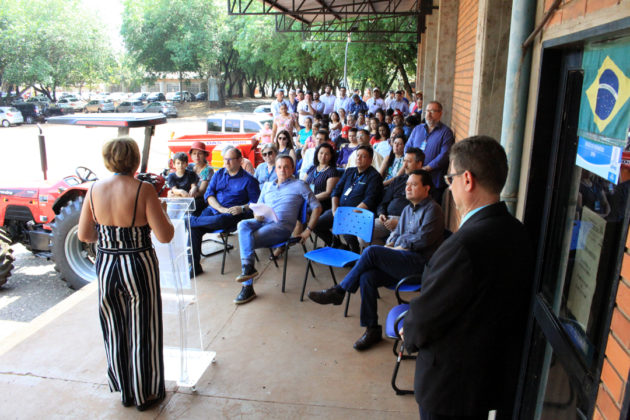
[422,12,438,99]
[433,0,459,126]
[469,0,512,139]
[415,39,423,94]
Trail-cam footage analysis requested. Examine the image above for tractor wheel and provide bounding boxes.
[0,227,15,287]
[51,197,97,290]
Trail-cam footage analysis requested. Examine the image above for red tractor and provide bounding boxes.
[0,114,168,289]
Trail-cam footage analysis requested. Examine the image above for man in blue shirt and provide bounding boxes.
[388,90,410,115]
[189,147,260,276]
[313,145,383,253]
[308,170,444,350]
[254,144,278,185]
[347,93,368,117]
[234,155,322,304]
[405,101,454,205]
[270,89,291,117]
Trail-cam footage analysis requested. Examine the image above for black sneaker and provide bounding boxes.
[307,287,345,305]
[234,285,257,304]
[235,264,258,282]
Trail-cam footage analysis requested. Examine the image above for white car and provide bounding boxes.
[57,97,86,111]
[0,107,24,127]
[206,112,273,134]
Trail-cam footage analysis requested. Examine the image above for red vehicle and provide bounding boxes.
[167,133,263,168]
[0,114,168,289]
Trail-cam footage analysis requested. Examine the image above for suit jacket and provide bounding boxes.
[403,202,533,416]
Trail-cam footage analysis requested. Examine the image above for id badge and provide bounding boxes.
[344,187,353,196]
[310,184,315,192]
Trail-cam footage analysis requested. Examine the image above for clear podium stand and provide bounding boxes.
[152,197,215,390]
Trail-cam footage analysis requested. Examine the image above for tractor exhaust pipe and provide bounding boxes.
[37,124,48,180]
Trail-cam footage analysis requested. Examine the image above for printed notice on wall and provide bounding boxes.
[567,206,606,328]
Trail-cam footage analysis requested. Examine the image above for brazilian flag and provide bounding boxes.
[578,37,630,147]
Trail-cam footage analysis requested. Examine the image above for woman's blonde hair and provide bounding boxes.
[102,136,140,174]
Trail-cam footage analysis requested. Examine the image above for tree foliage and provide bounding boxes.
[0,0,114,99]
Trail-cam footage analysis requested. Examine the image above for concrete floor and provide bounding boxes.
[0,235,419,419]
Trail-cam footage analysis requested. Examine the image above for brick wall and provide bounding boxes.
[594,232,630,420]
[544,0,621,27]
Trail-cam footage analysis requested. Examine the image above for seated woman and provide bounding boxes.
[380,135,406,186]
[328,111,342,144]
[370,122,390,146]
[188,141,214,214]
[274,129,297,164]
[78,136,174,411]
[298,117,313,147]
[303,142,340,212]
[368,117,379,141]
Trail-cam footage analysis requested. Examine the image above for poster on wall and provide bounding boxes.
[577,37,630,184]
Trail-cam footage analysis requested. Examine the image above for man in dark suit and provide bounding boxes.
[403,136,533,420]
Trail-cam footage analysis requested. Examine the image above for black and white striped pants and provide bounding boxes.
[96,246,164,406]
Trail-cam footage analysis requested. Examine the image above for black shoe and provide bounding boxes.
[234,285,257,304]
[136,394,165,411]
[308,287,345,305]
[190,265,203,279]
[235,264,258,282]
[353,325,383,351]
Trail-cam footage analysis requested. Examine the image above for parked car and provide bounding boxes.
[0,107,24,127]
[206,112,273,134]
[27,95,51,104]
[83,99,115,113]
[116,100,145,113]
[130,92,149,102]
[253,105,273,116]
[147,92,166,103]
[12,103,45,124]
[169,91,195,102]
[195,92,207,101]
[57,97,86,112]
[144,101,177,117]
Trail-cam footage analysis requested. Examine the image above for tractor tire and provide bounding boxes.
[51,197,97,290]
[0,227,15,287]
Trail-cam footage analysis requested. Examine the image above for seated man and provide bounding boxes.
[234,155,322,304]
[308,170,444,350]
[313,145,383,253]
[372,147,425,245]
[346,129,384,170]
[189,147,260,276]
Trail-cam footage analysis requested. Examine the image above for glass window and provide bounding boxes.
[243,120,261,133]
[225,119,240,133]
[207,118,222,132]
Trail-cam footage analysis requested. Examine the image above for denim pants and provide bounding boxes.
[339,245,425,327]
[237,219,292,286]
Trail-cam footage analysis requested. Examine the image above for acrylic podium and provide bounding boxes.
[152,197,215,390]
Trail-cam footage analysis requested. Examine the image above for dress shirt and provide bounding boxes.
[254,163,278,185]
[346,148,384,171]
[271,99,291,117]
[332,166,383,211]
[312,100,325,115]
[348,100,368,116]
[204,168,260,214]
[334,96,351,113]
[387,196,444,260]
[320,93,336,115]
[366,97,385,115]
[405,122,455,189]
[389,99,409,115]
[299,147,316,179]
[337,145,357,167]
[377,174,408,217]
[258,178,321,232]
[459,204,491,227]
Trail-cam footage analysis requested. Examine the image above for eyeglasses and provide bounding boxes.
[262,152,275,157]
[444,171,466,186]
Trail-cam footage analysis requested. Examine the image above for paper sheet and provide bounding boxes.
[249,202,279,223]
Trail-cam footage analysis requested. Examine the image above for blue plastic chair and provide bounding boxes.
[300,207,374,306]
[268,199,314,291]
[384,275,422,395]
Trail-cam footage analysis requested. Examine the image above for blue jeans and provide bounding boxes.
[189,208,249,270]
[237,219,292,286]
[338,245,425,327]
